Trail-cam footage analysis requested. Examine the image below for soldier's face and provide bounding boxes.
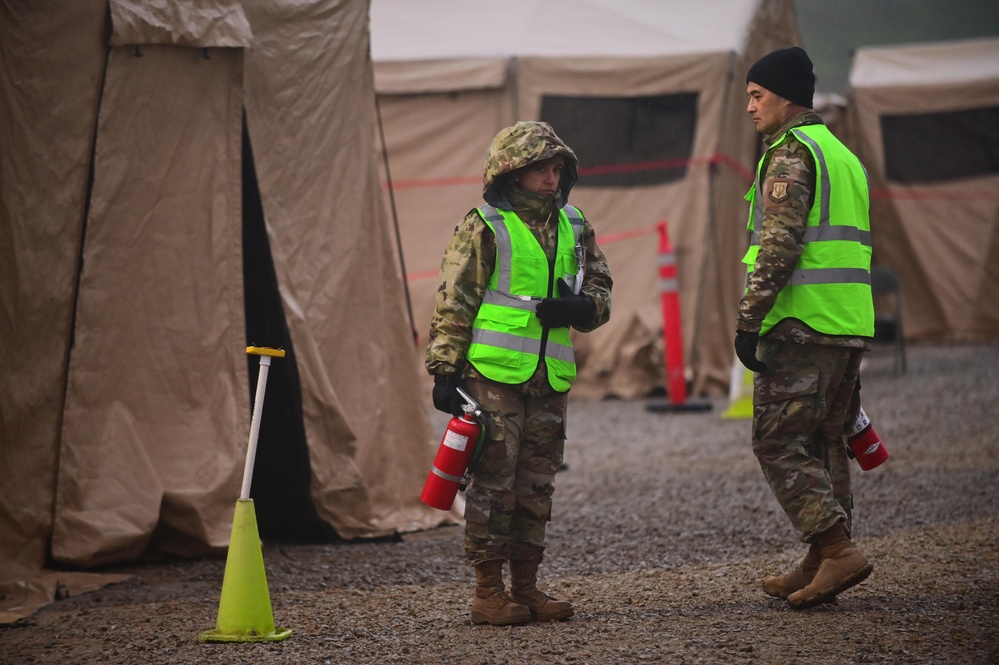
[518,156,565,197]
[746,83,791,135]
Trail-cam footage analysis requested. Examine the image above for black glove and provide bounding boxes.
[536,278,595,328]
[734,330,768,373]
[432,373,466,417]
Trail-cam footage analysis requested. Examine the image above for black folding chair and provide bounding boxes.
[870,265,906,373]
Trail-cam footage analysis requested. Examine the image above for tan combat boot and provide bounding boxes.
[787,522,872,609]
[510,558,574,622]
[762,542,821,599]
[470,560,532,626]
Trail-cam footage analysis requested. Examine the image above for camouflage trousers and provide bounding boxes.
[460,367,568,565]
[753,339,865,543]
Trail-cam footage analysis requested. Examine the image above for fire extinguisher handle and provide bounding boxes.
[455,387,482,418]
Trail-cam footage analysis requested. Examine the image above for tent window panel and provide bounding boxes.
[881,105,999,183]
[540,93,698,187]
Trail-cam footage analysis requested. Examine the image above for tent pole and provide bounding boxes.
[374,94,418,345]
[691,52,737,393]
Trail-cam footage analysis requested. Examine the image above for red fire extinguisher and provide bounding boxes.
[420,387,486,510]
[847,406,890,470]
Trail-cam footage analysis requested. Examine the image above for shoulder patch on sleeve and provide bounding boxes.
[767,178,791,204]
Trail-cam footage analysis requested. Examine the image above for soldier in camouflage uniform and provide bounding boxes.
[426,121,612,625]
[735,48,875,609]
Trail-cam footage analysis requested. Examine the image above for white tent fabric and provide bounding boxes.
[848,38,999,342]
[1,0,444,621]
[371,0,765,61]
[370,0,802,399]
[850,38,999,88]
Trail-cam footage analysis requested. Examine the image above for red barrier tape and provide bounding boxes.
[398,156,998,282]
[871,188,999,201]
[381,154,999,202]
[383,152,753,191]
[397,152,751,285]
[383,175,481,191]
[406,224,658,283]
[594,225,658,245]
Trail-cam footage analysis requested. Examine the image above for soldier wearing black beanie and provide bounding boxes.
[746,46,815,109]
[737,42,876,613]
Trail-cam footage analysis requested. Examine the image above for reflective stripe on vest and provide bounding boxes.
[467,205,584,391]
[743,124,874,337]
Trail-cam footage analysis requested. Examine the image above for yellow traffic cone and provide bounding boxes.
[198,499,292,642]
[199,347,292,643]
[722,361,755,420]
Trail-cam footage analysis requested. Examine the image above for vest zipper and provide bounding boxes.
[536,253,557,370]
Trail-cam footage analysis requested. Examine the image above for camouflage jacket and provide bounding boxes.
[426,121,613,375]
[737,111,868,349]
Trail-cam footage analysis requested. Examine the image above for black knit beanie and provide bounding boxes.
[746,47,815,109]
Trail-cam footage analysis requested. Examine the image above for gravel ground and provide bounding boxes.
[3,344,998,664]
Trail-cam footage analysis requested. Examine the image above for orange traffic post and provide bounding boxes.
[647,221,711,413]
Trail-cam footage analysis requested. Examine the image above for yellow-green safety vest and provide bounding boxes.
[742,124,874,337]
[467,204,585,392]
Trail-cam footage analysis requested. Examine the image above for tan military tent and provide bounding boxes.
[370,0,803,399]
[848,37,999,342]
[0,0,443,621]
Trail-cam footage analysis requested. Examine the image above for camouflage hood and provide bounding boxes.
[482,121,578,207]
